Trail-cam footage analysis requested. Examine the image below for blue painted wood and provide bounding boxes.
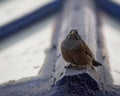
[0,74,120,96]
[95,0,120,21]
[0,77,52,96]
[0,0,65,40]
[49,74,120,96]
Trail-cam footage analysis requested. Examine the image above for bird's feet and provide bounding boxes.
[65,63,86,70]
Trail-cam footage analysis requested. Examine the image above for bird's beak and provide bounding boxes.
[70,30,76,35]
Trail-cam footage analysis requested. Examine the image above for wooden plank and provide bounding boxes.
[0,76,54,96]
[51,0,118,95]
[0,0,120,96]
[38,13,63,79]
[54,0,105,83]
[96,10,113,84]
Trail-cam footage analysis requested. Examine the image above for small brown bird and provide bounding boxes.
[61,29,102,69]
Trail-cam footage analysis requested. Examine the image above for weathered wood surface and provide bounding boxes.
[53,0,112,84]
[96,9,113,84]
[48,0,120,96]
[50,0,119,96]
[0,0,120,96]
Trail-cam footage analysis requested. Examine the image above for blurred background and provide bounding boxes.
[0,0,120,86]
[0,0,57,84]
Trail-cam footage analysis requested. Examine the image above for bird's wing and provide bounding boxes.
[61,44,75,63]
[80,40,93,58]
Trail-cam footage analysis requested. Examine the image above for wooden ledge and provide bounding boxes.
[0,0,117,96]
[53,0,112,90]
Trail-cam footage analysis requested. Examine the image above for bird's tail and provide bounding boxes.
[92,60,102,66]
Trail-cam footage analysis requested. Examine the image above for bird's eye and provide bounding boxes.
[73,30,78,34]
[75,31,78,34]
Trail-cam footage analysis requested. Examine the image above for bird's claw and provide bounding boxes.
[65,64,86,70]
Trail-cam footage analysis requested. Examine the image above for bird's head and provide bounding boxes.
[67,29,81,40]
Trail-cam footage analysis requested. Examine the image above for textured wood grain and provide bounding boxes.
[0,0,119,96]
[54,0,110,84]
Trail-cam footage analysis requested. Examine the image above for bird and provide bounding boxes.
[61,29,102,69]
